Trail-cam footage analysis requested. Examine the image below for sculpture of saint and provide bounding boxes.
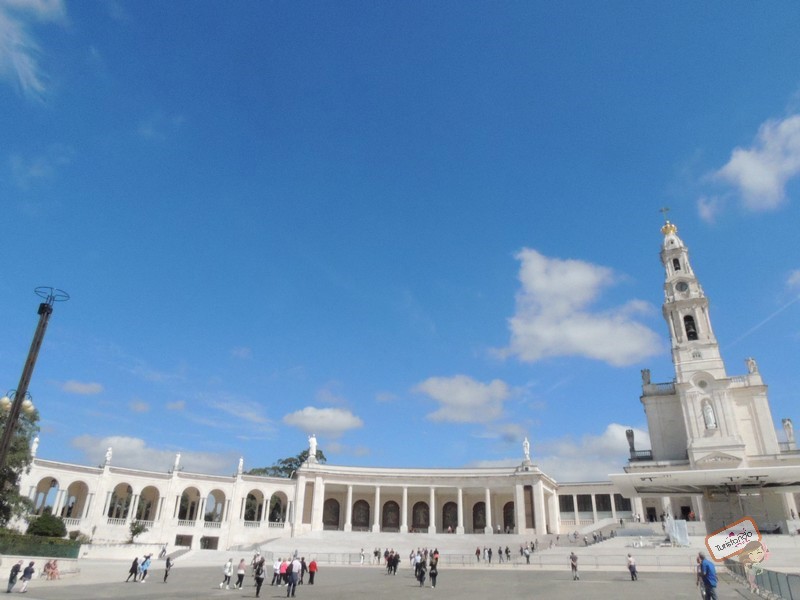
[31,436,39,457]
[105,447,113,465]
[702,400,717,430]
[309,434,318,459]
[522,437,530,461]
[783,418,795,444]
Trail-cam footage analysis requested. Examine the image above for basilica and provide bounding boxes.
[16,222,800,549]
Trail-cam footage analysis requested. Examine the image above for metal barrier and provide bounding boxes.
[725,560,800,599]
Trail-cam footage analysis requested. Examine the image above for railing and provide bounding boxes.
[204,521,222,528]
[642,382,675,396]
[268,522,285,529]
[243,521,261,528]
[629,450,653,461]
[177,519,195,527]
[107,517,126,526]
[780,442,800,453]
[63,517,81,527]
[726,559,800,599]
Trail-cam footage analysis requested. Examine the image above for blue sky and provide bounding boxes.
[2,1,800,482]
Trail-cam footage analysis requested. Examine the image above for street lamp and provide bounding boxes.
[0,287,68,470]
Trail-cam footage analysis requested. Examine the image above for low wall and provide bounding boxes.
[0,555,80,577]
[79,542,175,560]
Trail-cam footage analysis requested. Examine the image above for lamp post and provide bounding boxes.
[0,287,68,469]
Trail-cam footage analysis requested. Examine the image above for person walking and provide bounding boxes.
[18,562,35,593]
[125,557,139,582]
[6,560,23,593]
[308,559,317,585]
[698,552,718,600]
[286,556,301,597]
[272,558,281,586]
[299,557,307,584]
[429,555,439,589]
[139,554,152,582]
[163,556,174,583]
[236,558,247,589]
[254,558,266,598]
[220,558,233,589]
[627,553,638,581]
[570,552,579,580]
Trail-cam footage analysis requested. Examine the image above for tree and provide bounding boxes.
[128,520,148,543]
[26,511,67,537]
[246,448,326,479]
[0,404,39,528]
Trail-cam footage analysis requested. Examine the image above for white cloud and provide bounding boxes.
[536,423,650,482]
[282,407,363,436]
[71,434,237,474]
[166,400,185,411]
[0,0,65,98]
[61,380,103,395]
[315,382,346,405]
[129,400,149,413]
[231,346,252,359]
[697,195,726,224]
[496,249,663,367]
[9,144,73,189]
[715,114,800,211]
[207,397,271,426]
[375,391,397,403]
[416,375,510,423]
[787,270,800,290]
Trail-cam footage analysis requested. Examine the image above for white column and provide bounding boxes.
[484,488,493,534]
[534,481,547,536]
[293,475,307,530]
[130,494,140,521]
[784,492,798,519]
[196,498,205,523]
[83,493,95,519]
[456,487,464,534]
[590,494,598,524]
[611,494,617,521]
[547,491,560,534]
[401,487,409,533]
[572,494,579,525]
[344,485,353,532]
[372,486,381,532]
[310,477,325,531]
[514,484,526,533]
[633,496,644,522]
[103,491,112,517]
[429,487,436,534]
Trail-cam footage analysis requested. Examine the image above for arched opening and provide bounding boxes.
[323,498,340,530]
[442,501,457,532]
[244,490,265,521]
[684,315,698,340]
[137,486,160,521]
[33,477,59,515]
[672,258,681,271]
[352,499,370,530]
[382,500,400,531]
[204,489,225,522]
[269,492,288,522]
[179,487,201,521]
[503,501,515,533]
[61,481,89,519]
[108,483,133,519]
[472,502,486,532]
[411,501,429,531]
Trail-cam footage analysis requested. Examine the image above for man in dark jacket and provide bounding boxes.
[6,561,23,593]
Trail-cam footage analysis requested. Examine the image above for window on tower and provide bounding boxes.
[684,315,698,341]
[672,258,681,271]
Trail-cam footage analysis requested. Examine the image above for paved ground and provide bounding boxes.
[11,562,746,600]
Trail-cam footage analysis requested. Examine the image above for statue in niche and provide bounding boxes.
[746,357,758,374]
[641,369,651,386]
[783,418,795,444]
[522,437,530,461]
[702,400,717,430]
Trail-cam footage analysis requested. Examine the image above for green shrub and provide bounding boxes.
[26,512,67,538]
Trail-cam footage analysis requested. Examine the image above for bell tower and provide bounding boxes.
[660,221,726,383]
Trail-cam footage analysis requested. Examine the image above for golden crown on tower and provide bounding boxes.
[661,220,677,235]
